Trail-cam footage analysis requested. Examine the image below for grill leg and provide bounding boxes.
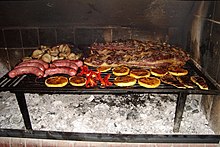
[15,92,32,130]
[173,93,187,133]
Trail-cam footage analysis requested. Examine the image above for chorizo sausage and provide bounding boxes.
[53,59,83,67]
[22,59,49,69]
[50,62,78,71]
[44,67,76,77]
[16,62,45,71]
[8,66,44,78]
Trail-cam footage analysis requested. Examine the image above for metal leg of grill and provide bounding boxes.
[173,93,187,133]
[15,92,32,130]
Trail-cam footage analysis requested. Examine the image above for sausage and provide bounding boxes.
[73,60,83,67]
[44,67,76,77]
[16,62,45,71]
[22,59,49,69]
[50,62,78,71]
[53,59,83,67]
[8,66,44,78]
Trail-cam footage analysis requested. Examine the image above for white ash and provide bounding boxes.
[0,61,9,78]
[0,91,214,134]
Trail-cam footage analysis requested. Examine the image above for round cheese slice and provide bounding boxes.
[112,66,130,76]
[150,68,168,77]
[114,75,136,87]
[45,76,68,87]
[130,68,150,79]
[97,66,112,72]
[168,67,188,76]
[138,77,161,88]
[69,76,86,86]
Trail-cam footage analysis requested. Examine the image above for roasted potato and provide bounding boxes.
[41,53,52,63]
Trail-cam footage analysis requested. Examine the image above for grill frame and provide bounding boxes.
[0,128,220,144]
[0,58,220,141]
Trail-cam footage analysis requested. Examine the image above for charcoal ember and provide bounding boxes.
[186,105,193,111]
[9,115,22,124]
[126,109,139,120]
[87,95,94,102]
[92,95,115,106]
[160,95,176,102]
[185,95,201,112]
[52,100,63,108]
[192,109,199,113]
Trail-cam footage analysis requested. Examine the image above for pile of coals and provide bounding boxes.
[0,91,214,134]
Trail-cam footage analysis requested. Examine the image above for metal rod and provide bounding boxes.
[173,92,187,132]
[0,128,219,143]
[15,92,32,130]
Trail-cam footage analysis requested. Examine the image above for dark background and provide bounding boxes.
[0,0,196,47]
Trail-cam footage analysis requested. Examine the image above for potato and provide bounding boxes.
[67,53,77,60]
[49,47,59,56]
[51,56,59,62]
[32,49,44,59]
[58,56,65,60]
[59,52,68,58]
[58,44,64,52]
[41,53,52,63]
[63,44,71,55]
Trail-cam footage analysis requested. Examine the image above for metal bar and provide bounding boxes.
[15,92,32,130]
[12,75,26,87]
[0,129,219,143]
[0,77,8,86]
[8,76,20,87]
[173,92,187,132]
[0,78,11,87]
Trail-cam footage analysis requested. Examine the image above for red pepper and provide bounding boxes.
[95,71,105,85]
[85,74,97,88]
[98,73,112,87]
[78,65,112,88]
[78,65,89,76]
[85,70,93,77]
[103,74,112,86]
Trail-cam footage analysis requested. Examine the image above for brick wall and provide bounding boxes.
[0,26,170,70]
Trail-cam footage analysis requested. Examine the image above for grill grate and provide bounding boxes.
[0,60,219,95]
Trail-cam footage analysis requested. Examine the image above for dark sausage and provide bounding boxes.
[44,67,76,77]
[8,66,44,78]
